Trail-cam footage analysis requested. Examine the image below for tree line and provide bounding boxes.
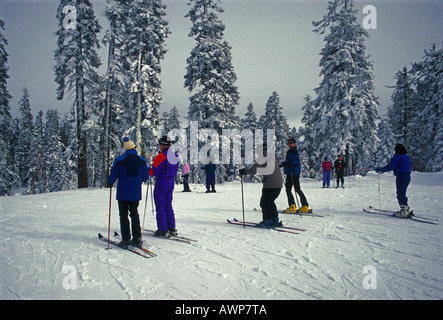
[0,0,441,196]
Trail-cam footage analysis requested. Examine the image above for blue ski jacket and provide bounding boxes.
[380,154,412,176]
[108,149,149,201]
[280,147,301,176]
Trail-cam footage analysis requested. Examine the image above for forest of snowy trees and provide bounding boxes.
[0,0,441,196]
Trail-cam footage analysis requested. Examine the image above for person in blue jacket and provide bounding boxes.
[279,138,310,213]
[376,144,413,218]
[202,161,216,193]
[108,137,149,247]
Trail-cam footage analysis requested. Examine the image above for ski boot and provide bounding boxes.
[284,204,297,213]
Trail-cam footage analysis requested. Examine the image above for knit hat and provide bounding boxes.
[158,136,171,146]
[123,137,135,150]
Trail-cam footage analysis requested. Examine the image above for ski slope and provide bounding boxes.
[1,171,442,300]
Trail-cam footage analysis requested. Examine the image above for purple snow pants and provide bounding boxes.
[154,177,176,231]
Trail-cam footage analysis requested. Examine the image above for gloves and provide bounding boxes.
[106,182,114,188]
[239,168,247,176]
[375,167,383,173]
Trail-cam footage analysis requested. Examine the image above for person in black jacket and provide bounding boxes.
[334,154,347,188]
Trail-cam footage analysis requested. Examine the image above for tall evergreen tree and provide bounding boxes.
[374,117,395,168]
[16,88,34,187]
[0,18,19,196]
[259,92,290,162]
[54,0,102,188]
[101,0,130,186]
[411,43,443,172]
[124,0,170,155]
[185,0,239,130]
[27,111,46,194]
[311,0,379,174]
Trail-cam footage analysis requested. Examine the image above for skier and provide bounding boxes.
[202,161,216,193]
[239,144,282,228]
[107,137,149,248]
[279,138,310,213]
[334,154,347,188]
[322,156,333,188]
[150,136,180,237]
[376,144,413,218]
[182,163,191,192]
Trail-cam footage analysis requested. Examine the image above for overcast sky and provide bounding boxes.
[1,0,442,128]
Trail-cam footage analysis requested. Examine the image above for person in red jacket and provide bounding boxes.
[322,156,333,188]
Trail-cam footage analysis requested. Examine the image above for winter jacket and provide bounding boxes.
[322,160,333,172]
[246,152,282,189]
[149,148,179,191]
[182,163,190,175]
[280,147,301,176]
[108,149,149,201]
[380,154,412,176]
[334,159,347,174]
[202,162,216,175]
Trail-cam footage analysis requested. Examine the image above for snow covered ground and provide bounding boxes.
[1,171,442,300]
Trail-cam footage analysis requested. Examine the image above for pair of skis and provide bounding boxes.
[98,232,156,259]
[227,218,305,235]
[98,230,197,258]
[362,206,438,225]
[253,207,324,217]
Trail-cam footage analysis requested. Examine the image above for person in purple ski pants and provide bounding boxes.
[149,136,179,237]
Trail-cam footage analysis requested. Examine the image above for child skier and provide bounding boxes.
[334,154,347,188]
[376,144,413,218]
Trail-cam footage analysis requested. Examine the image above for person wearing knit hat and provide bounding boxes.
[322,156,333,188]
[150,136,179,237]
[124,137,136,150]
[108,137,149,247]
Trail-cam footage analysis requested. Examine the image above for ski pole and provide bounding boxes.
[378,174,381,210]
[240,173,245,228]
[142,182,149,229]
[107,186,112,250]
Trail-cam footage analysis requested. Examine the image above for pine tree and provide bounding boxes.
[54,0,102,188]
[259,91,290,162]
[411,43,443,172]
[16,88,34,187]
[27,111,46,194]
[0,18,19,196]
[299,95,317,176]
[374,117,395,168]
[124,0,170,155]
[311,0,379,174]
[101,0,130,186]
[185,0,240,130]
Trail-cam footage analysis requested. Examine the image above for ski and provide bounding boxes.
[98,233,156,258]
[233,218,306,232]
[362,208,438,225]
[113,231,158,255]
[254,207,324,217]
[142,228,197,244]
[227,219,299,235]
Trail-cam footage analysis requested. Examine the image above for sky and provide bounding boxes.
[0,0,442,129]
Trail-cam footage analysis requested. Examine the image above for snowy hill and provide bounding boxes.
[1,172,442,300]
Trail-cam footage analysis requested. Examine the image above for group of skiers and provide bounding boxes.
[107,135,412,248]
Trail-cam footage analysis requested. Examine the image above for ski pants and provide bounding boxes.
[336,170,345,186]
[206,174,215,191]
[396,173,411,207]
[260,188,281,221]
[118,200,141,242]
[154,188,175,231]
[285,175,308,208]
[323,171,331,187]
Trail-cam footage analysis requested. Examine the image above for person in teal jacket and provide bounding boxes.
[376,144,413,218]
